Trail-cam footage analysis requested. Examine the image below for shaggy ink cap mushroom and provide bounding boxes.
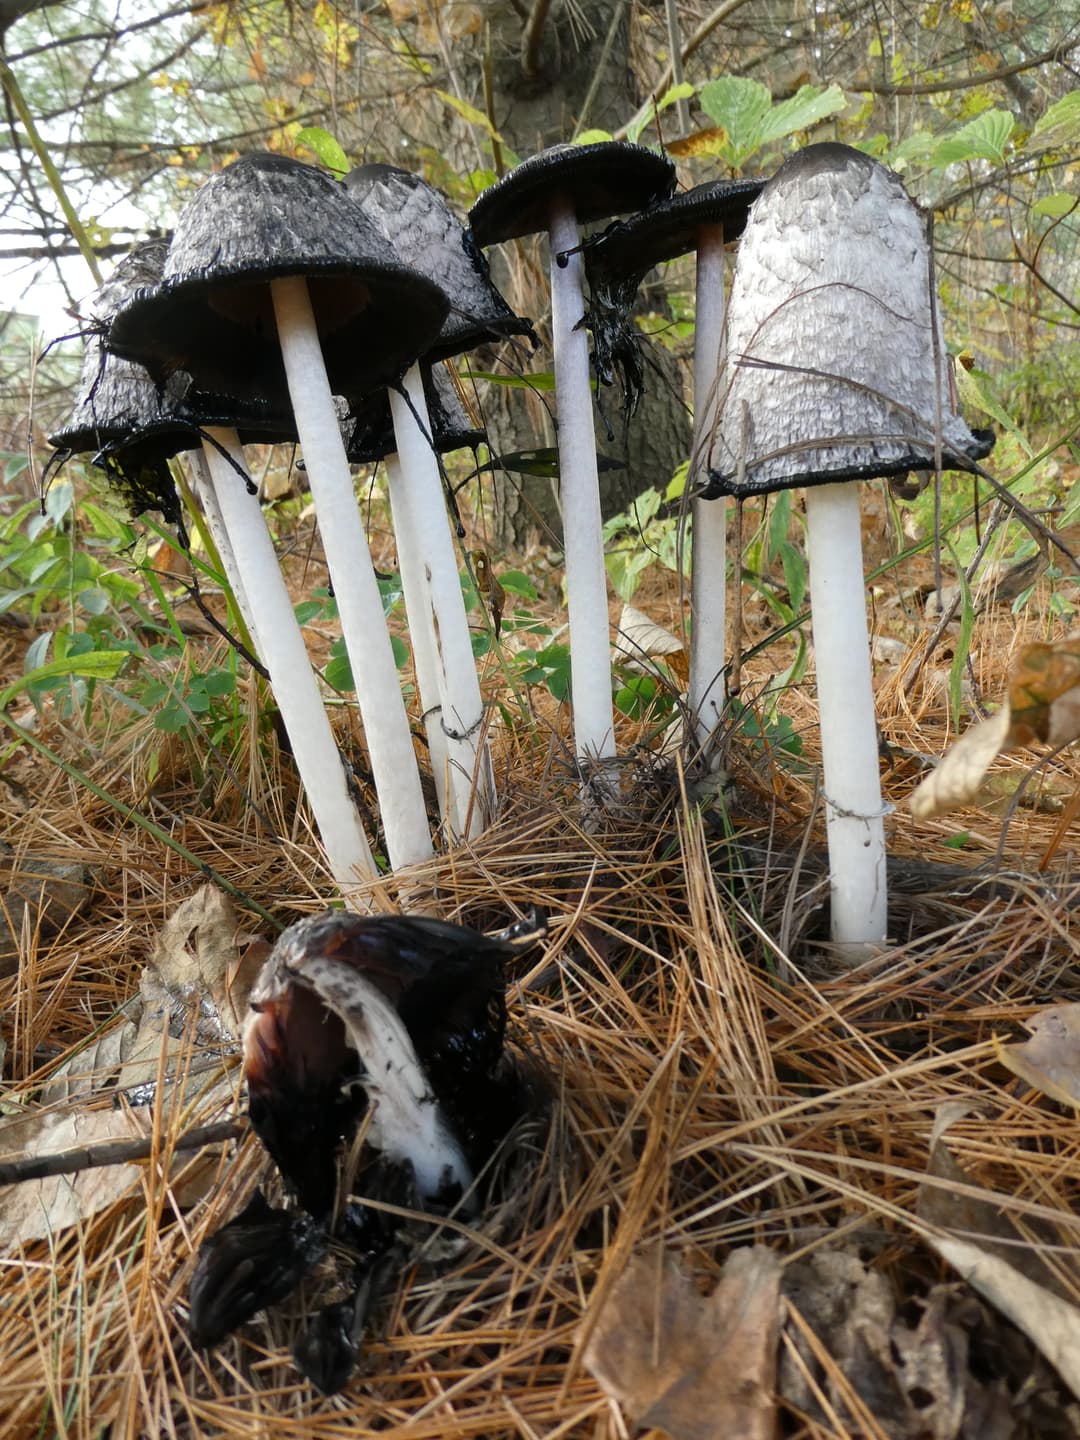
[108,153,449,406]
[242,910,543,1215]
[467,141,677,245]
[344,362,484,465]
[581,178,764,752]
[344,163,537,359]
[704,143,993,500]
[467,141,676,766]
[705,142,995,953]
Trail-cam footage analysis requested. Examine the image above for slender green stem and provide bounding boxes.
[0,56,102,285]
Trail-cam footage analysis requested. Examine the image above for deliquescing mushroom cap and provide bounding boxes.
[704,143,994,499]
[48,239,296,519]
[345,163,536,362]
[107,153,450,406]
[584,177,766,289]
[467,141,677,247]
[345,362,484,465]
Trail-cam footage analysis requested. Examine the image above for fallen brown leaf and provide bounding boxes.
[584,1245,780,1440]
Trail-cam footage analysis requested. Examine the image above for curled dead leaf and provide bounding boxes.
[997,1002,1080,1110]
[909,707,1013,819]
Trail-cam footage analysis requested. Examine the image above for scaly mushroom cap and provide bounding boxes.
[243,911,540,1216]
[467,141,676,246]
[345,163,536,360]
[344,362,484,464]
[704,143,994,498]
[107,153,450,405]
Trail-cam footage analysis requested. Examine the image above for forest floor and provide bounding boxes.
[1,472,1079,1440]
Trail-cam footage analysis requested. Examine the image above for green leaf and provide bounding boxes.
[295,126,350,176]
[498,570,538,599]
[434,89,504,143]
[293,600,323,624]
[758,83,847,146]
[1032,193,1077,219]
[666,461,689,501]
[390,634,409,670]
[1029,91,1080,151]
[462,371,557,392]
[3,649,127,709]
[932,109,1014,167]
[574,129,614,146]
[698,76,772,167]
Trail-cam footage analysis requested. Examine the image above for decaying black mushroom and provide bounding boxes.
[188,1189,327,1348]
[468,143,676,765]
[190,909,546,1385]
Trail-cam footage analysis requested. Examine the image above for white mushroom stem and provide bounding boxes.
[187,448,261,653]
[200,427,377,903]
[387,366,492,839]
[688,223,727,751]
[803,481,887,953]
[548,197,616,762]
[270,276,433,872]
[384,452,451,826]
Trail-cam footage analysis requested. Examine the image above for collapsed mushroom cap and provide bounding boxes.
[243,911,540,1217]
[467,141,677,246]
[188,1189,327,1348]
[704,143,994,498]
[345,163,536,360]
[584,177,765,289]
[47,240,296,520]
[107,153,450,405]
[344,362,484,464]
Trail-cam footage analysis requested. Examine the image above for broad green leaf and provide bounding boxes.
[698,76,772,167]
[574,128,614,146]
[498,570,538,599]
[1032,192,1077,219]
[759,84,847,146]
[1030,91,1080,151]
[932,109,1014,167]
[434,89,504,143]
[886,129,936,170]
[3,650,127,708]
[295,126,349,175]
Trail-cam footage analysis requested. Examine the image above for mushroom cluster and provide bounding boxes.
[188,908,545,1392]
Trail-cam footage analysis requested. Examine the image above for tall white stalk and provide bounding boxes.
[387,367,491,839]
[270,277,433,872]
[803,482,887,952]
[688,224,728,751]
[200,427,377,902]
[187,448,261,653]
[548,197,615,763]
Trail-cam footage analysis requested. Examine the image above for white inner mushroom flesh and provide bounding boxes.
[270,275,434,872]
[548,195,616,764]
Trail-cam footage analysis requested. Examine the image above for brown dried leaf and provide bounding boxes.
[667,127,729,159]
[0,855,92,978]
[0,1108,148,1250]
[1007,637,1080,746]
[928,1235,1080,1404]
[997,1002,1080,1110]
[584,1245,780,1440]
[909,708,1013,819]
